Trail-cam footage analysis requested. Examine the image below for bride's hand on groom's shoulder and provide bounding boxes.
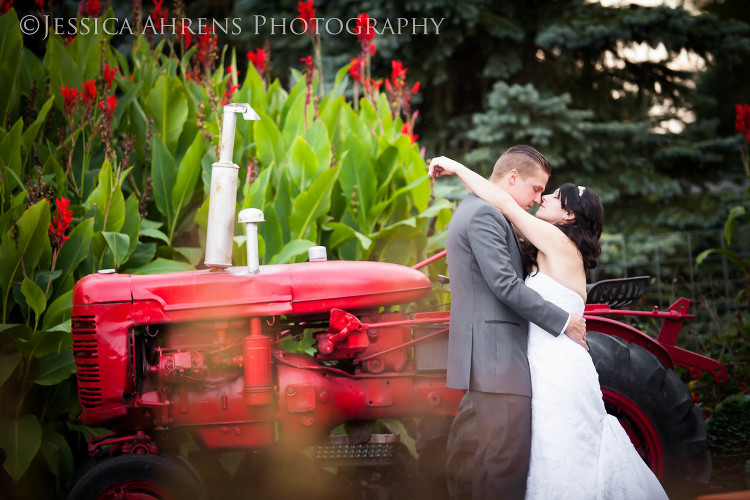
[428,156,464,178]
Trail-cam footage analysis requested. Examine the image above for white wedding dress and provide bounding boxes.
[524,272,669,500]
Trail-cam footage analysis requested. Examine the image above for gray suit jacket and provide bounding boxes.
[446,193,569,395]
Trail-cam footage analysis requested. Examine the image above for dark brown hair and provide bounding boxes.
[523,183,604,275]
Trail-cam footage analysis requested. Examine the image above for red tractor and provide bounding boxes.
[66,105,727,499]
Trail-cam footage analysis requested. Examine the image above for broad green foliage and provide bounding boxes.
[0,6,450,492]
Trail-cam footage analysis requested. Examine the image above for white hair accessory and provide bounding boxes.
[578,186,586,197]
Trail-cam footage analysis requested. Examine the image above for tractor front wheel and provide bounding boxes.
[67,454,207,500]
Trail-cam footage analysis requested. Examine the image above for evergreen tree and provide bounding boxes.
[224,0,749,232]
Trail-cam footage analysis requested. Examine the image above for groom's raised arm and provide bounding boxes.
[468,203,583,339]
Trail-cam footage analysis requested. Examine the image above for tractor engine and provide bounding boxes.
[71,260,461,451]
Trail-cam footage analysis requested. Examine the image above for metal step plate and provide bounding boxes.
[313,433,400,466]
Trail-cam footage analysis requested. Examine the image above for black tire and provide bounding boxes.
[67,454,207,500]
[587,331,712,492]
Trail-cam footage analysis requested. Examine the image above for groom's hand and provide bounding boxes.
[565,314,588,351]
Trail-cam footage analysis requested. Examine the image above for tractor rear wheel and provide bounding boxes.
[587,331,711,492]
[67,454,207,500]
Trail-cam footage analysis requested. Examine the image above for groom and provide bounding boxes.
[442,145,587,500]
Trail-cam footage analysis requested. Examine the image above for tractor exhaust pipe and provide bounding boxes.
[205,103,260,269]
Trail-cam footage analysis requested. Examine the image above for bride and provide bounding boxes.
[428,156,668,500]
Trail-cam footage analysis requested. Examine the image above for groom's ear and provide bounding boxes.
[508,169,519,184]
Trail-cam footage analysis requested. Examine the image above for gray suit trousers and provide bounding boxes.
[471,391,531,500]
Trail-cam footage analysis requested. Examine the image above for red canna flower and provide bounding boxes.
[735,103,750,143]
[247,48,266,74]
[221,83,241,106]
[391,60,407,87]
[365,78,382,93]
[297,0,317,37]
[149,0,168,34]
[35,0,43,8]
[348,56,365,83]
[60,84,79,115]
[98,94,117,119]
[0,0,13,15]
[300,55,315,111]
[49,197,73,248]
[197,28,217,67]
[401,122,418,144]
[226,65,240,78]
[103,64,118,89]
[355,13,376,45]
[83,0,102,18]
[411,81,420,94]
[81,79,97,105]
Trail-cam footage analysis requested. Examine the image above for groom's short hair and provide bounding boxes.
[490,145,551,182]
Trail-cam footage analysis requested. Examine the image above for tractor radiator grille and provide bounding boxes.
[72,316,103,408]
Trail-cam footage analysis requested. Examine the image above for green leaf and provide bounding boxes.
[269,239,317,264]
[101,232,131,269]
[0,353,21,387]
[151,136,178,236]
[139,226,170,245]
[307,120,332,174]
[724,205,746,245]
[86,160,125,232]
[339,136,375,232]
[40,426,74,481]
[170,132,204,241]
[258,204,282,263]
[55,218,94,289]
[0,200,50,321]
[120,242,156,271]
[45,36,81,114]
[419,198,454,219]
[172,132,204,214]
[320,96,344,153]
[0,10,23,124]
[120,195,141,258]
[0,414,42,481]
[0,119,23,191]
[26,329,71,359]
[374,142,405,198]
[289,165,341,240]
[287,135,319,193]
[326,64,351,103]
[144,74,188,150]
[325,222,372,251]
[128,258,194,274]
[244,60,267,111]
[254,110,284,169]
[370,175,430,223]
[173,247,203,267]
[243,165,272,210]
[42,290,73,331]
[31,351,76,386]
[21,277,46,323]
[21,96,54,161]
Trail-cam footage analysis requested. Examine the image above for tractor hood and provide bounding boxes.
[73,261,432,324]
